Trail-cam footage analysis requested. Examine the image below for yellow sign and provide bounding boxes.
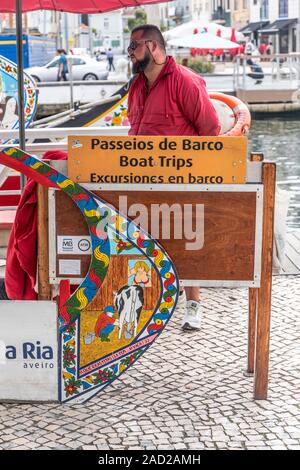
[68,136,247,184]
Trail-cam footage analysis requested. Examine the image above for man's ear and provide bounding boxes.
[150,40,158,53]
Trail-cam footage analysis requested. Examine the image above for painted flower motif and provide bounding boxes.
[94,368,114,384]
[64,349,76,362]
[5,65,12,73]
[122,118,129,126]
[65,378,81,397]
[120,351,140,368]
[65,383,77,395]
[63,345,76,368]
[129,354,136,363]
[112,114,122,126]
[104,115,112,122]
[121,108,127,117]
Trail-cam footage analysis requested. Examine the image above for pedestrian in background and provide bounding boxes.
[247,58,264,84]
[107,48,115,71]
[266,42,274,59]
[245,39,259,56]
[259,42,267,60]
[57,49,68,81]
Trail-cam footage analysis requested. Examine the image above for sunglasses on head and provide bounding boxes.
[127,39,153,51]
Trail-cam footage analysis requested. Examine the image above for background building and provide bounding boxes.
[89,11,123,53]
[230,0,250,30]
[239,0,299,52]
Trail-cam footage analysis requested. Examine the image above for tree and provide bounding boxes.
[128,9,147,31]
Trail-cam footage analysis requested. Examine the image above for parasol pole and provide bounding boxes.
[15,0,26,190]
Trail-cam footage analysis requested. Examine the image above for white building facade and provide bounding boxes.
[90,11,123,53]
[191,0,211,21]
[15,10,124,54]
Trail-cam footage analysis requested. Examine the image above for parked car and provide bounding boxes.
[70,47,89,55]
[25,55,109,82]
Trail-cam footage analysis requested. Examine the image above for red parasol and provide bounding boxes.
[215,29,223,58]
[0,0,169,13]
[191,28,199,56]
[230,28,239,57]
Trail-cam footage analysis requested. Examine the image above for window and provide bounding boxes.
[243,0,247,8]
[279,0,288,18]
[47,59,59,68]
[71,58,86,65]
[260,0,269,19]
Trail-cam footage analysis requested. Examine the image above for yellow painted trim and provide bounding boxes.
[0,40,26,45]
[83,93,128,128]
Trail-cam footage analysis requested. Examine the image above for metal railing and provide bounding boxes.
[233,53,300,90]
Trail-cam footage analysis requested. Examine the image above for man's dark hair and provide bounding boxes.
[131,24,166,51]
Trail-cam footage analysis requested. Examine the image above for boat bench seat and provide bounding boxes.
[0,211,16,255]
[0,210,16,231]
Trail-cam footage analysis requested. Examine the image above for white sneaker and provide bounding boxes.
[182,300,201,331]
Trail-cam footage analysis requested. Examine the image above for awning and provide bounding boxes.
[239,21,269,35]
[168,32,240,49]
[258,18,297,34]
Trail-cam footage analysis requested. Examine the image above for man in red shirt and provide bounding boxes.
[127,24,220,331]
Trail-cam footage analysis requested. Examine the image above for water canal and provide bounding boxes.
[248,116,300,228]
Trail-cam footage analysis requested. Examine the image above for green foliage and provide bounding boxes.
[188,59,215,74]
[177,57,215,74]
[128,8,147,31]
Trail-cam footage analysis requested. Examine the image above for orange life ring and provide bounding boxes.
[209,92,251,136]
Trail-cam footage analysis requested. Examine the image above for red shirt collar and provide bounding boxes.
[139,56,176,88]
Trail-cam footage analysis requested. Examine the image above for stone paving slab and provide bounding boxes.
[0,276,300,450]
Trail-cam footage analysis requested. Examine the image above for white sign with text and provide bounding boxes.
[57,235,92,255]
[0,301,58,401]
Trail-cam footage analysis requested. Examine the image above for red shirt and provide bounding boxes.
[128,56,220,136]
[259,44,267,55]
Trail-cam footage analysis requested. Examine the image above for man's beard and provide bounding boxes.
[132,51,151,74]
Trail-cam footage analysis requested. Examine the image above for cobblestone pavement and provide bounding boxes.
[0,276,300,450]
